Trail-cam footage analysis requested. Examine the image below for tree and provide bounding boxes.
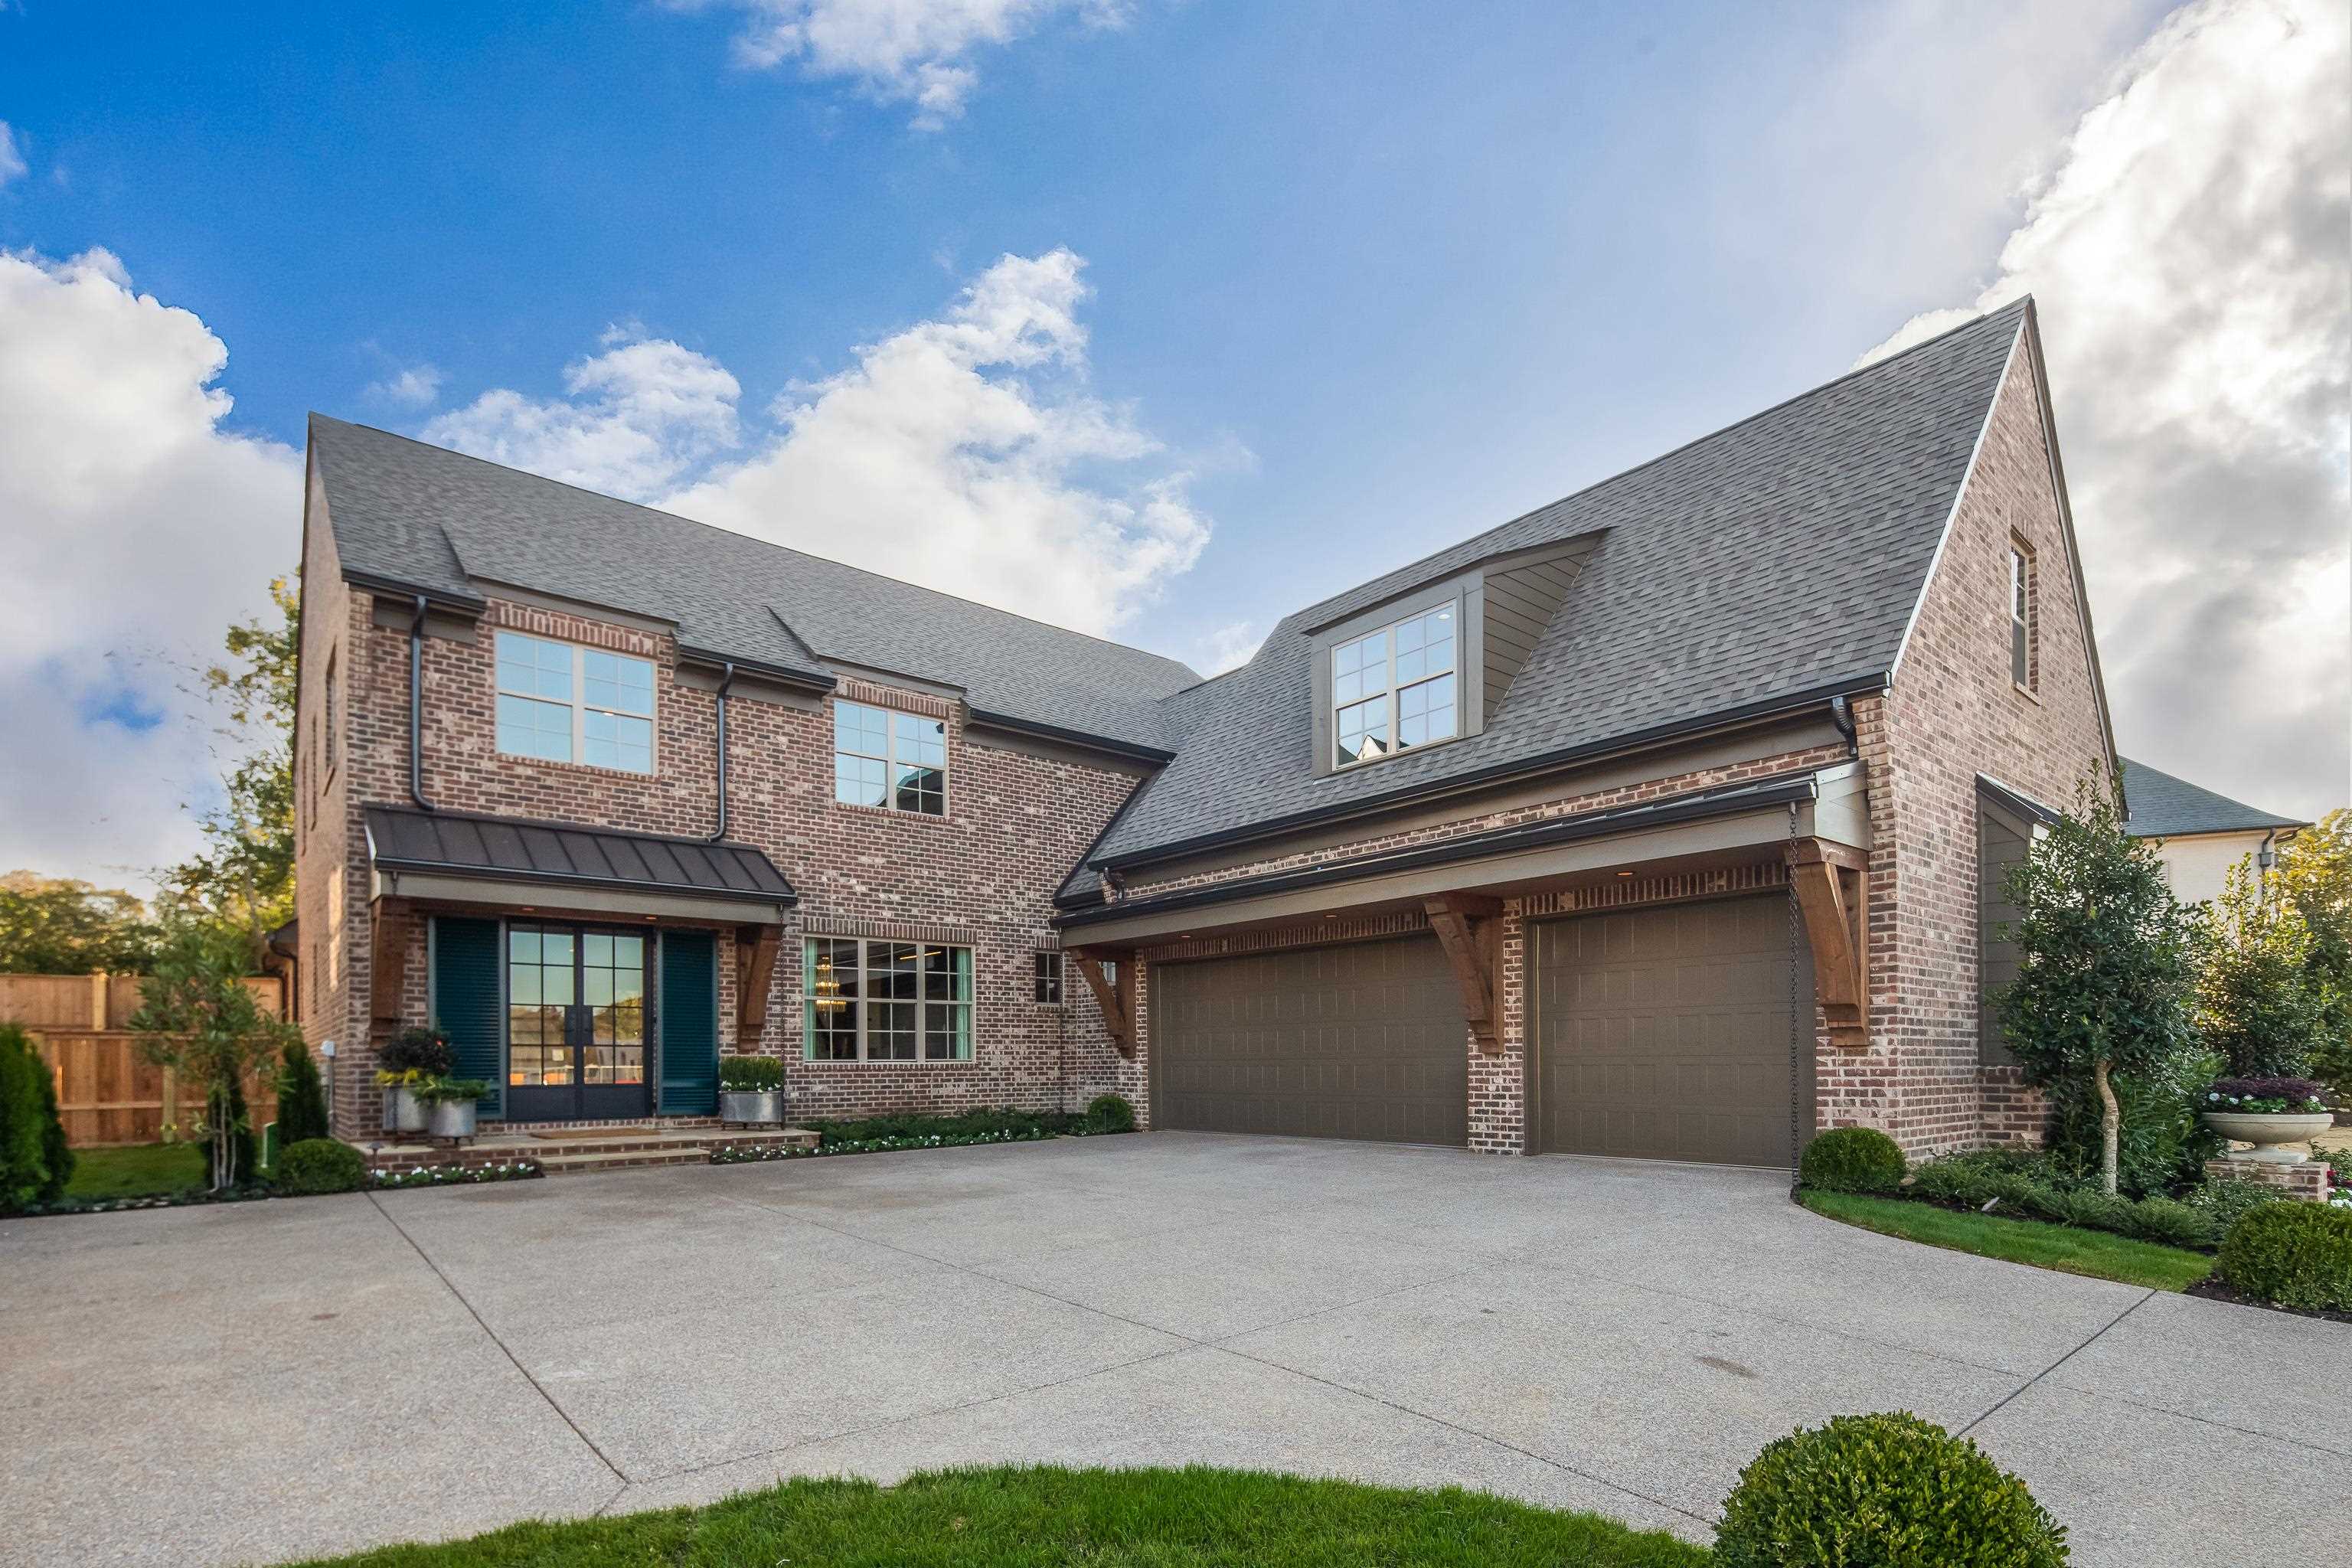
[0,1023,74,1212]
[2195,856,2334,1079]
[0,871,160,974]
[1998,769,2202,1195]
[274,1037,332,1147]
[129,920,299,1191]
[161,575,298,969]
[2276,808,2352,1093]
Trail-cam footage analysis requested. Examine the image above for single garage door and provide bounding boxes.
[1152,936,1468,1146]
[1530,896,1813,1166]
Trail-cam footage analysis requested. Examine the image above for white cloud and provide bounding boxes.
[1196,621,1261,675]
[671,0,1131,127]
[0,247,302,889]
[1860,0,2350,822]
[423,335,742,501]
[366,363,444,408]
[665,247,1208,636]
[0,122,25,187]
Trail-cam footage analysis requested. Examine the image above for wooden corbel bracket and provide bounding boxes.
[1785,839,1870,1049]
[1067,948,1135,1059]
[735,925,781,1046]
[1423,893,1504,1054]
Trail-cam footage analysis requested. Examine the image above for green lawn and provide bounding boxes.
[280,1466,1707,1568]
[1801,1190,2213,1292]
[62,1141,210,1201]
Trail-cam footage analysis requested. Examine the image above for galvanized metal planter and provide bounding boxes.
[2202,1110,2332,1164]
[720,1089,785,1127]
[385,1087,427,1135]
[427,1098,479,1142]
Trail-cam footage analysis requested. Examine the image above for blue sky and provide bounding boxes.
[1,0,2344,886]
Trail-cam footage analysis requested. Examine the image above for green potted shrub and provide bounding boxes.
[414,1077,492,1143]
[2200,1076,2333,1164]
[718,1054,786,1126]
[376,1026,453,1135]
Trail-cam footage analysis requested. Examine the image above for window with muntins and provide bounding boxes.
[833,700,947,815]
[1332,603,1458,766]
[2008,544,2034,691]
[804,936,972,1060]
[495,631,655,773]
[1033,951,1062,1005]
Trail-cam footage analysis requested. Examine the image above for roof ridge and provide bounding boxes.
[309,413,1200,681]
[1283,299,2031,629]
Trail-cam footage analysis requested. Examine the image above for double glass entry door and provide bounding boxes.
[505,923,650,1121]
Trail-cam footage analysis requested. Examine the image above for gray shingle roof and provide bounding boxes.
[311,416,1202,750]
[2120,758,2305,838]
[365,805,797,903]
[1072,301,2032,887]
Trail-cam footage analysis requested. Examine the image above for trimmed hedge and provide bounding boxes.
[805,1106,1089,1147]
[1904,1149,2275,1253]
[2217,1200,2352,1312]
[275,1138,365,1196]
[1798,1127,1906,1194]
[1716,1411,2067,1568]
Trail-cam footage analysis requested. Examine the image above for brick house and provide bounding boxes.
[292,298,2113,1165]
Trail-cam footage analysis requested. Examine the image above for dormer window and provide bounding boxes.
[1333,603,1458,766]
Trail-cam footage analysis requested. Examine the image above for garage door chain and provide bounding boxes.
[1787,802,1802,1184]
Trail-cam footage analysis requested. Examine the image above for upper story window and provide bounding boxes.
[1333,603,1458,766]
[495,631,656,773]
[322,648,339,777]
[834,699,947,815]
[2008,542,2034,691]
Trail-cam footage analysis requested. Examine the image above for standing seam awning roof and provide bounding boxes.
[364,806,797,904]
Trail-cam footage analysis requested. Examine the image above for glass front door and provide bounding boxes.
[505,923,651,1121]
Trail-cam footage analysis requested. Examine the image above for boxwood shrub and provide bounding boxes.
[1716,1411,2067,1568]
[2217,1200,2352,1311]
[275,1138,366,1196]
[1798,1127,1906,1194]
[1084,1093,1136,1134]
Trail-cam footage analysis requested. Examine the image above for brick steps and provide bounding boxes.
[359,1124,818,1178]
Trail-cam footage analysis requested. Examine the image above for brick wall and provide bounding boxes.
[1864,325,2112,1158]
[302,586,1141,1136]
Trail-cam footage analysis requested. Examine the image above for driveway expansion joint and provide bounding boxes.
[368,1191,632,1485]
[1958,1289,2154,1439]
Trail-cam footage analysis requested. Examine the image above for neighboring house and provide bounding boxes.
[292,296,2112,1165]
[2121,757,2307,905]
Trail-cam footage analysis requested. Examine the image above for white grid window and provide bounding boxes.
[495,632,655,773]
[803,936,972,1061]
[2009,545,2034,691]
[834,700,947,815]
[1333,603,1458,766]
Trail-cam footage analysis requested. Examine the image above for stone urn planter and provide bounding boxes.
[717,1055,786,1129]
[2201,1110,2334,1163]
[2201,1078,2335,1165]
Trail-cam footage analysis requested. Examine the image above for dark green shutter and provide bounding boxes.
[661,930,717,1115]
[432,916,505,1117]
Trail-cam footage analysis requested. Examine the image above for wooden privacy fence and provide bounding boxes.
[3,972,288,1148]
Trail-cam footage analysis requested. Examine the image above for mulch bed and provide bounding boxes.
[2182,1276,2352,1325]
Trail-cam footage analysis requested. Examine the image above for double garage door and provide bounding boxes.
[1149,897,1810,1166]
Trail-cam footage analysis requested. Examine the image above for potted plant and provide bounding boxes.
[718,1054,786,1126]
[415,1078,491,1143]
[377,1026,453,1135]
[2200,1076,2334,1163]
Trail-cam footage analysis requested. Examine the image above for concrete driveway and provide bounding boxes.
[3,1133,2344,1566]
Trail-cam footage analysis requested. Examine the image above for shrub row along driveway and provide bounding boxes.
[3,1133,2344,1567]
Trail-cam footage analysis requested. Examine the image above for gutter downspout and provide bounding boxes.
[1827,694,1858,760]
[408,596,435,812]
[708,662,736,842]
